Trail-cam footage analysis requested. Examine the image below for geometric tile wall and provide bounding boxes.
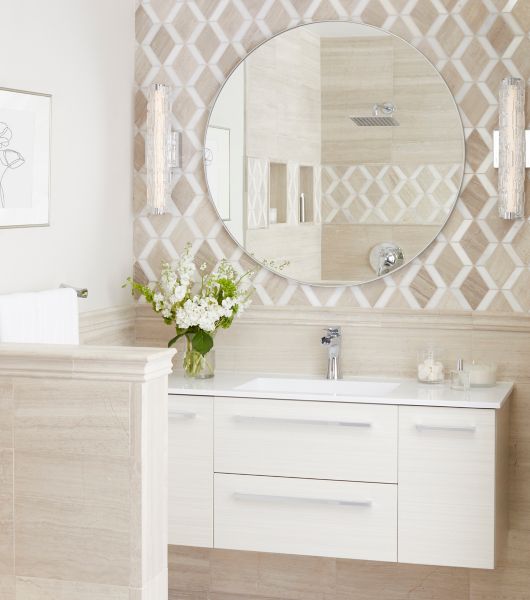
[321,163,462,225]
[134,0,530,313]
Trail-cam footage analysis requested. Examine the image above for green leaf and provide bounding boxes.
[191,330,214,356]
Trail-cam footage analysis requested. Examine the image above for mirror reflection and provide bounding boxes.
[205,22,464,285]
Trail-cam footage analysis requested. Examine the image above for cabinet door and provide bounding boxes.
[168,394,213,547]
[398,406,495,568]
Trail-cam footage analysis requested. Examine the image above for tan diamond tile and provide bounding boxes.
[169,218,200,250]
[486,292,513,313]
[195,199,221,237]
[440,61,466,97]
[218,44,242,78]
[135,46,153,85]
[195,67,221,106]
[485,61,512,97]
[461,268,490,309]
[133,173,147,214]
[461,39,491,80]
[173,45,201,85]
[466,130,489,172]
[194,0,220,19]
[136,5,154,44]
[460,221,490,262]
[511,37,530,81]
[172,176,197,214]
[460,85,490,127]
[360,278,387,307]
[460,175,488,218]
[218,3,247,40]
[173,88,201,128]
[194,240,219,271]
[151,26,174,64]
[484,245,516,287]
[150,0,175,21]
[512,222,530,265]
[511,270,530,311]
[434,244,465,286]
[484,205,516,243]
[309,0,342,21]
[134,133,145,171]
[173,3,201,41]
[410,0,440,35]
[361,0,388,27]
[148,213,174,237]
[460,0,490,32]
[437,17,466,56]
[512,0,530,32]
[146,240,174,278]
[262,1,294,34]
[134,90,147,127]
[410,267,439,310]
[195,24,222,63]
[133,262,149,287]
[486,16,514,56]
[134,220,152,259]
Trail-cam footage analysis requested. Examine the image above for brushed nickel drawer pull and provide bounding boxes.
[233,492,372,507]
[233,414,372,428]
[169,410,197,419]
[415,423,476,433]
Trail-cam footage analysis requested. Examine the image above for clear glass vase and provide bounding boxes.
[183,336,215,379]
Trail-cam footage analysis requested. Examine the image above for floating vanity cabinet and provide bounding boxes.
[167,380,511,570]
[168,394,213,547]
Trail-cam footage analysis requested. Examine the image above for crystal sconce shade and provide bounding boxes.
[146,83,180,215]
[495,77,527,220]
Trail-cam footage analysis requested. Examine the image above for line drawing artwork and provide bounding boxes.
[0,122,25,209]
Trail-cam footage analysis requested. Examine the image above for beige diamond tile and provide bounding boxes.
[134,89,147,127]
[460,175,489,218]
[133,173,147,214]
[440,61,466,97]
[218,3,248,40]
[511,270,530,311]
[173,88,201,127]
[145,240,174,278]
[511,37,530,81]
[173,3,201,41]
[218,44,242,77]
[484,245,516,287]
[151,26,174,64]
[135,46,153,85]
[133,262,149,287]
[134,133,145,171]
[461,268,490,309]
[195,67,221,106]
[433,244,465,286]
[169,218,200,250]
[460,85,490,127]
[437,17,466,56]
[195,24,222,63]
[360,0,388,27]
[409,267,438,309]
[150,0,175,21]
[486,292,513,313]
[262,1,294,34]
[512,222,530,265]
[460,0,490,33]
[194,240,220,271]
[359,277,388,307]
[410,0,440,35]
[308,0,342,21]
[134,220,152,259]
[136,5,154,43]
[173,45,201,84]
[486,16,514,55]
[512,0,530,32]
[466,130,489,172]
[194,0,221,19]
[461,39,491,80]
[240,22,268,53]
[460,221,490,262]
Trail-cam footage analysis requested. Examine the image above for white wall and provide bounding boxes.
[0,0,134,312]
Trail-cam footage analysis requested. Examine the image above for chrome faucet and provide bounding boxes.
[321,326,342,380]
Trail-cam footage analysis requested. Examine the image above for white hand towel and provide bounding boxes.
[0,288,79,344]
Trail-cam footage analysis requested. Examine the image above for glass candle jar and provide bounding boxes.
[417,349,445,384]
[466,362,497,387]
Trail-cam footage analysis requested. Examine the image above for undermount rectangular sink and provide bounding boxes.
[236,377,400,397]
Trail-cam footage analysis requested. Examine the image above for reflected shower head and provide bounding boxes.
[350,102,400,126]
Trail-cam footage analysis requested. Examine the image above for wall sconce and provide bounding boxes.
[493,77,528,220]
[146,83,181,215]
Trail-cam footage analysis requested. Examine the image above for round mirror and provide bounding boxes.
[205,21,464,285]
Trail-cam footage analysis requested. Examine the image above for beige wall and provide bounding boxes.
[0,0,135,313]
[245,27,321,166]
[321,35,463,166]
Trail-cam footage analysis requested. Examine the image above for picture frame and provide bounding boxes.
[0,87,51,228]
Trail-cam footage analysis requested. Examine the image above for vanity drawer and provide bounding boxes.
[214,473,397,561]
[168,394,213,547]
[214,397,397,483]
[398,406,496,568]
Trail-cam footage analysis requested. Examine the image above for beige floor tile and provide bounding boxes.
[210,549,260,595]
[0,382,13,449]
[15,576,129,600]
[0,449,13,578]
[168,546,210,593]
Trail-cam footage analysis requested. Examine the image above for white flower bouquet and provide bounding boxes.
[126,244,254,378]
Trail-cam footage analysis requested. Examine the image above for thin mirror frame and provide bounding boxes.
[203,20,466,287]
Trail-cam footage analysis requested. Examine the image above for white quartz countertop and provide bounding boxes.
[168,372,513,409]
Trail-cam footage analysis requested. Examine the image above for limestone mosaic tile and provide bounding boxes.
[134,0,530,313]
